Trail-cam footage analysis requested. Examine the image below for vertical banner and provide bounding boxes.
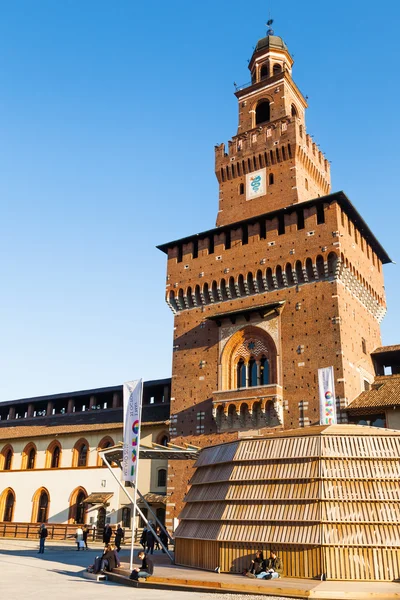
[318,367,337,425]
[246,167,266,200]
[122,379,143,483]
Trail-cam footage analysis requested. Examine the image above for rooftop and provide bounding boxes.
[347,375,400,413]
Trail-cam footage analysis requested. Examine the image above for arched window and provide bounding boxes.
[260,63,269,79]
[68,486,88,524]
[0,488,15,522]
[51,445,60,468]
[75,491,86,524]
[3,448,13,471]
[327,252,338,277]
[273,63,282,75]
[159,434,169,447]
[291,104,298,117]
[237,359,246,389]
[157,469,167,487]
[97,436,115,466]
[73,439,89,468]
[306,257,314,281]
[285,263,295,286]
[316,255,325,279]
[27,448,36,470]
[295,260,305,284]
[36,489,49,523]
[228,405,236,428]
[260,356,269,385]
[255,100,270,125]
[248,358,257,387]
[269,173,274,185]
[122,507,131,528]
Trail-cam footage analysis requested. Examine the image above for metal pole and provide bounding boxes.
[132,482,172,543]
[130,381,143,571]
[100,453,173,560]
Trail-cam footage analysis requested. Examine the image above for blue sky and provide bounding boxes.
[0,0,399,401]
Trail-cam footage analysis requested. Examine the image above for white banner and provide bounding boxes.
[318,367,337,425]
[246,168,266,200]
[122,380,143,482]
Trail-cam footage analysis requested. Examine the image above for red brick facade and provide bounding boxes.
[158,34,391,524]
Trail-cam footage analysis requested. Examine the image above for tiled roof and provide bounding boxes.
[140,493,167,505]
[347,375,400,413]
[372,345,400,354]
[0,421,122,441]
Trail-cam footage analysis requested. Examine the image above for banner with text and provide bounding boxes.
[122,379,143,483]
[246,168,266,200]
[318,367,337,425]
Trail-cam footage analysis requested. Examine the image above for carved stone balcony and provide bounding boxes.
[212,384,283,432]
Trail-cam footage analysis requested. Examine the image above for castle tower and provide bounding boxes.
[158,26,391,525]
[215,29,331,227]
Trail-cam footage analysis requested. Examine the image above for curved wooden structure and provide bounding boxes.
[174,425,400,581]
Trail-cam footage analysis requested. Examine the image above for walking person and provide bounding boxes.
[145,526,155,555]
[155,526,161,551]
[102,523,112,545]
[75,526,84,551]
[38,523,48,554]
[159,527,169,553]
[114,523,124,552]
[82,525,89,550]
[140,525,147,550]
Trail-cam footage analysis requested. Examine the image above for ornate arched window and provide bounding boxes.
[223,326,278,391]
[22,443,37,470]
[0,488,15,522]
[1,445,13,471]
[72,439,89,468]
[32,488,50,523]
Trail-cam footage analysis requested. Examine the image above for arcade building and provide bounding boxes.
[157,29,397,525]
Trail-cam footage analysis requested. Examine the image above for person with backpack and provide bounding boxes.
[38,524,48,554]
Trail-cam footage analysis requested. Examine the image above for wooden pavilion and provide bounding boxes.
[174,424,400,581]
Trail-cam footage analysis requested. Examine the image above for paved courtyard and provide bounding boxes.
[0,539,290,600]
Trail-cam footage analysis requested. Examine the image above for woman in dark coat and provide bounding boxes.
[100,544,117,572]
[102,524,112,545]
[114,524,124,552]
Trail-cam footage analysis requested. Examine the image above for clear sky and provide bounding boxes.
[1,0,399,401]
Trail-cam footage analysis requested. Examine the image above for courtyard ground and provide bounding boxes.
[0,538,291,600]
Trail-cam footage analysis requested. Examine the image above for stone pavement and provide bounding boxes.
[0,539,292,600]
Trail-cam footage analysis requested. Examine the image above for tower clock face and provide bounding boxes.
[246,168,266,201]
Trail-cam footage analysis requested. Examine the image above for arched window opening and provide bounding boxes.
[228,405,236,428]
[256,270,264,292]
[306,258,314,281]
[122,507,131,528]
[327,252,338,277]
[269,173,274,185]
[157,469,167,487]
[178,288,185,310]
[316,255,325,279]
[220,279,228,301]
[238,274,246,296]
[248,358,257,387]
[285,263,295,286]
[159,434,169,447]
[37,490,49,523]
[169,291,178,312]
[27,448,36,470]
[260,356,270,385]
[239,403,249,427]
[212,280,219,303]
[78,444,88,467]
[229,277,236,299]
[51,445,60,469]
[252,402,262,426]
[295,260,305,284]
[4,449,12,471]
[266,268,274,289]
[260,63,269,79]
[247,272,255,295]
[273,63,282,75]
[203,283,211,304]
[4,490,15,522]
[255,100,270,125]
[291,104,298,117]
[195,285,202,306]
[239,183,244,195]
[75,491,86,524]
[275,265,284,288]
[237,359,246,389]
[186,287,194,309]
[216,405,224,429]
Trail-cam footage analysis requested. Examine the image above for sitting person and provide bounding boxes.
[129,550,154,580]
[243,550,264,577]
[256,550,283,580]
[99,544,118,573]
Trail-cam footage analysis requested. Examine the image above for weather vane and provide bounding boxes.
[266,18,274,36]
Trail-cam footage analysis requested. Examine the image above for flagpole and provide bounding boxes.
[130,380,143,571]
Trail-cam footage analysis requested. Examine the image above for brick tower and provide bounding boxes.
[158,27,391,525]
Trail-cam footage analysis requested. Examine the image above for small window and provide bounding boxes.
[316,204,325,225]
[305,178,309,190]
[273,63,282,75]
[239,183,244,195]
[78,444,88,467]
[291,104,298,117]
[4,450,12,471]
[255,100,270,125]
[157,469,167,487]
[51,446,60,469]
[362,338,367,354]
[27,448,36,470]
[269,173,274,185]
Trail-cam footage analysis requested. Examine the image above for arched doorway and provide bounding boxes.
[156,507,166,526]
[97,507,106,531]
[76,491,86,524]
[37,490,49,523]
[68,487,88,524]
